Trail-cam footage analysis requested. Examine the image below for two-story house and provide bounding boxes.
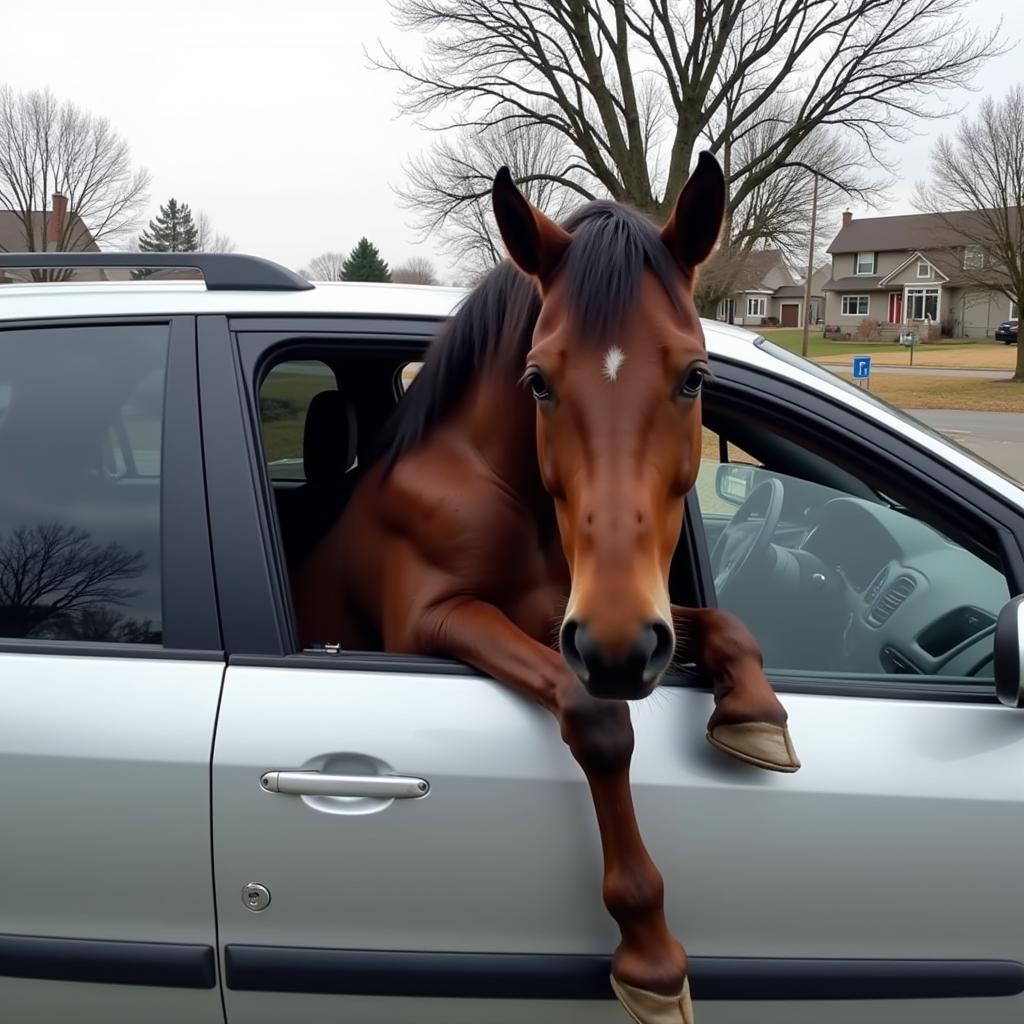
[824,210,1018,338]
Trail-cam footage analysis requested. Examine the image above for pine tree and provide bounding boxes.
[341,238,391,282]
[138,198,200,253]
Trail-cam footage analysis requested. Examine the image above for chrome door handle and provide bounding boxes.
[260,771,430,799]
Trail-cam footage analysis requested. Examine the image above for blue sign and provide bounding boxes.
[852,356,872,380]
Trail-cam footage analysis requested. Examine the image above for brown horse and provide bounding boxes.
[295,152,798,1024]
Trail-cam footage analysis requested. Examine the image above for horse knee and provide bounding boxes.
[559,696,633,775]
[695,608,763,669]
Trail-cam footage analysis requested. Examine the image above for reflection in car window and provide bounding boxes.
[0,325,167,643]
[695,442,1009,682]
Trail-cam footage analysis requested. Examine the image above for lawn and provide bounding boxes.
[757,328,1010,364]
[833,372,1024,413]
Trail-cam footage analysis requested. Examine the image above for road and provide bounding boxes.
[909,409,1024,483]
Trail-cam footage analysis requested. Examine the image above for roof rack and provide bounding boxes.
[0,252,313,292]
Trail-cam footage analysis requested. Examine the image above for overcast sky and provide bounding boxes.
[2,0,1020,281]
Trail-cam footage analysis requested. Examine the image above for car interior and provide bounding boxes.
[256,343,1009,684]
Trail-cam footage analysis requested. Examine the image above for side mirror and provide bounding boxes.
[995,595,1024,708]
[716,463,757,506]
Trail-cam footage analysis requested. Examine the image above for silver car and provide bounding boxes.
[1,253,1022,1024]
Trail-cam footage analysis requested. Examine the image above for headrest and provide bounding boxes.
[303,390,356,485]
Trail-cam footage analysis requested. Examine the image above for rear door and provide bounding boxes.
[0,318,224,1021]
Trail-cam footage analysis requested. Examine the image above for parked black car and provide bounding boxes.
[995,318,1018,343]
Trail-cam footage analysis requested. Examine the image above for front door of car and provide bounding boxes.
[675,364,1024,1023]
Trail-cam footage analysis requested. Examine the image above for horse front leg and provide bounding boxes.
[413,598,694,1023]
[672,605,800,772]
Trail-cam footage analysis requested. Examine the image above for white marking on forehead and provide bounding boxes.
[603,345,626,382]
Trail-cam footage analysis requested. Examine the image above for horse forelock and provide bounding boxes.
[378,200,686,473]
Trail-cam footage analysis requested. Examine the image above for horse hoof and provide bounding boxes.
[610,975,694,1024]
[706,722,801,773]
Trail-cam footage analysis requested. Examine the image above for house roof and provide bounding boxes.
[731,249,789,291]
[0,210,99,252]
[823,275,884,292]
[773,284,821,298]
[828,209,1020,255]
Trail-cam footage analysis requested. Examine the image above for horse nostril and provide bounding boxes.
[644,619,676,685]
[560,619,589,683]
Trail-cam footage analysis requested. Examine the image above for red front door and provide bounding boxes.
[888,291,903,323]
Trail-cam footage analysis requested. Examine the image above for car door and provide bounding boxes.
[675,357,1024,1023]
[208,318,1024,1024]
[0,318,224,1022]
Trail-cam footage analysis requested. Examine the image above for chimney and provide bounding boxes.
[842,210,853,228]
[48,193,68,244]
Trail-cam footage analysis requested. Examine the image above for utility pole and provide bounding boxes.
[801,173,819,358]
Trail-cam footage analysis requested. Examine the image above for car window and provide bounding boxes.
[260,360,337,482]
[695,430,1010,682]
[0,325,167,644]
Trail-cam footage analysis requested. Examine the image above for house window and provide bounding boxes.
[746,297,767,318]
[906,287,940,321]
[916,261,930,278]
[855,252,876,275]
[841,295,870,316]
[963,245,985,270]
[1011,300,1018,320]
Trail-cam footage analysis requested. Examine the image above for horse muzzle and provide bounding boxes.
[560,618,675,699]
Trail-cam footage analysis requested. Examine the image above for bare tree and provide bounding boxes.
[300,251,348,281]
[379,0,1000,275]
[0,85,149,270]
[0,522,145,639]
[916,87,1024,381]
[398,118,586,277]
[392,256,441,284]
[196,210,235,253]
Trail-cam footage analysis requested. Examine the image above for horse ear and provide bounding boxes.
[661,151,726,274]
[491,166,571,284]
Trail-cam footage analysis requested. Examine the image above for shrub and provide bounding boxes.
[855,316,880,341]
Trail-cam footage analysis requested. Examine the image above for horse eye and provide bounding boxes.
[526,370,552,402]
[677,366,706,399]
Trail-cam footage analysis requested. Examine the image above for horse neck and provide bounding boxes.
[460,366,547,510]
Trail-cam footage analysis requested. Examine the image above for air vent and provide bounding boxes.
[864,568,888,605]
[868,575,916,626]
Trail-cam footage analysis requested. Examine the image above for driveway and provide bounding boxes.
[908,409,1024,483]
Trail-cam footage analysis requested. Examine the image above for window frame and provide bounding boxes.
[0,315,220,658]
[905,286,941,322]
[746,296,767,318]
[855,252,876,275]
[689,358,1024,704]
[841,295,870,316]
[916,260,931,279]
[209,316,1024,704]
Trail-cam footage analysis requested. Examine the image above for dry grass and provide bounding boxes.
[836,373,1024,412]
[817,345,1016,371]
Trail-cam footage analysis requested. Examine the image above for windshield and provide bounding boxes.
[751,335,1021,488]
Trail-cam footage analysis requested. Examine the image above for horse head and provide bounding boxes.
[492,154,725,699]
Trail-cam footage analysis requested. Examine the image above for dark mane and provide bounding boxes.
[379,200,682,472]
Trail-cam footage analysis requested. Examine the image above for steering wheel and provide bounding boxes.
[710,477,785,601]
